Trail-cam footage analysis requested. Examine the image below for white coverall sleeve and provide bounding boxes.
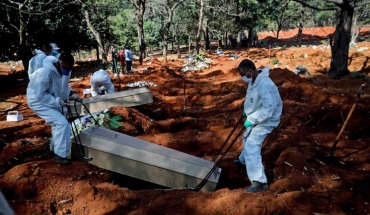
[247,81,278,125]
[29,71,62,108]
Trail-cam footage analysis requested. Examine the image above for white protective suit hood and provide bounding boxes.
[34,49,44,54]
[28,50,47,77]
[243,66,282,127]
[42,56,59,72]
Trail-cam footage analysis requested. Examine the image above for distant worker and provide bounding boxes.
[139,39,146,65]
[124,45,133,75]
[119,48,126,74]
[90,69,115,97]
[27,53,80,165]
[111,47,120,74]
[28,44,53,77]
[234,59,282,193]
[49,42,60,57]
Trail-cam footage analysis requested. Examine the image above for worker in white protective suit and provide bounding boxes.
[90,69,115,97]
[49,42,60,58]
[28,44,53,77]
[234,59,282,193]
[27,53,80,165]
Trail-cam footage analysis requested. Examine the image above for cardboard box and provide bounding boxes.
[7,111,23,122]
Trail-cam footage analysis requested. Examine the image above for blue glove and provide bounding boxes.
[244,119,253,128]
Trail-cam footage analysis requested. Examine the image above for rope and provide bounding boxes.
[190,126,246,191]
[188,115,246,191]
[66,99,99,161]
[212,115,244,162]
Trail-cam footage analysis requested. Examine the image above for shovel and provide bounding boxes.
[329,84,365,156]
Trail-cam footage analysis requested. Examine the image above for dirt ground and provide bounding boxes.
[1,26,370,215]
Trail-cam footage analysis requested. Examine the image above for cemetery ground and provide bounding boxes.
[0,26,370,214]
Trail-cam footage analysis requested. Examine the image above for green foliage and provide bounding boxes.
[272,58,279,65]
[108,115,124,129]
[144,19,163,49]
[110,9,137,49]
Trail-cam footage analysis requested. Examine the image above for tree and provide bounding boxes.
[239,0,280,47]
[0,0,97,66]
[148,0,186,61]
[194,0,205,54]
[129,0,147,65]
[351,0,370,42]
[0,0,72,70]
[77,0,120,64]
[292,0,359,79]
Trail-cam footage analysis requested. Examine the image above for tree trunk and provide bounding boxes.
[297,10,304,46]
[174,26,181,58]
[188,35,192,53]
[83,7,107,64]
[162,24,169,62]
[218,38,222,48]
[133,0,146,65]
[297,24,303,46]
[204,26,210,50]
[247,28,254,47]
[194,0,204,54]
[96,45,100,61]
[351,12,360,43]
[329,4,353,79]
[223,32,228,48]
[18,15,29,72]
[11,7,31,73]
[160,0,185,61]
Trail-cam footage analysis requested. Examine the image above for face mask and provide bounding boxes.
[241,76,252,83]
[60,67,71,76]
[51,50,59,56]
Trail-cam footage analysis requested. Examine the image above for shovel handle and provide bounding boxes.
[330,84,365,156]
[330,102,357,156]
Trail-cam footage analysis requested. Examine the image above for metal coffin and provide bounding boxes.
[69,87,153,115]
[72,126,222,192]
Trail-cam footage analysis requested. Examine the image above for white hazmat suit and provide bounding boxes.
[28,49,47,77]
[90,69,115,97]
[27,56,73,158]
[239,66,282,183]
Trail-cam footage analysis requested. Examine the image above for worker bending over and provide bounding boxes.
[90,69,115,97]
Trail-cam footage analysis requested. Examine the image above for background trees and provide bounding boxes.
[0,0,369,78]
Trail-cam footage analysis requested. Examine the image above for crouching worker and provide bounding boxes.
[90,69,115,97]
[27,53,79,165]
[234,59,282,193]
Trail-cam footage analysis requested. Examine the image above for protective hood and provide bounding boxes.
[34,49,44,55]
[250,66,270,89]
[43,56,59,73]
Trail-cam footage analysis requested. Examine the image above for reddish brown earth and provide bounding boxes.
[1,26,370,215]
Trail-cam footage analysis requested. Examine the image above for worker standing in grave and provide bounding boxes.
[233,59,282,193]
